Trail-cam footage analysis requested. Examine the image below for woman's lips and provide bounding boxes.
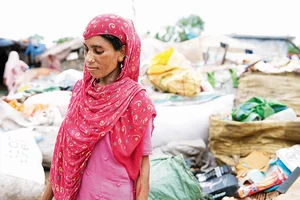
[87,66,98,71]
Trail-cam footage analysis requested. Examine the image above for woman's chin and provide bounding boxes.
[89,72,102,79]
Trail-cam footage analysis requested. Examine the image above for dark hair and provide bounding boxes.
[101,34,123,51]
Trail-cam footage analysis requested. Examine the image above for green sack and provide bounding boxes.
[232,96,288,122]
[149,155,213,200]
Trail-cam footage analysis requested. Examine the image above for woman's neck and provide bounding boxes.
[98,65,121,86]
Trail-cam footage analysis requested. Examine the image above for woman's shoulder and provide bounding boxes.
[74,79,83,89]
[131,87,150,102]
[130,87,156,113]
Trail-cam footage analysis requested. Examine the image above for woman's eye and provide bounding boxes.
[83,47,88,53]
[94,50,103,55]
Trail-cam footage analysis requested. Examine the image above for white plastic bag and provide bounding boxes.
[54,69,82,89]
[24,90,72,116]
[276,145,300,172]
[32,126,60,167]
[152,94,235,147]
[0,100,33,131]
[264,108,297,121]
[0,128,45,200]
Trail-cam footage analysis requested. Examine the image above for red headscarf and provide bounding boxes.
[50,14,156,200]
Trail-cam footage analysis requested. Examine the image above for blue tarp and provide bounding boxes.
[0,38,14,47]
[24,41,46,59]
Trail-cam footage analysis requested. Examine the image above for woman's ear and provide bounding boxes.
[118,45,126,62]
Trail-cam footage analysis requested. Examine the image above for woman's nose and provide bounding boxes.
[85,52,94,64]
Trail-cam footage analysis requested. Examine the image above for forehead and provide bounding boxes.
[84,35,114,49]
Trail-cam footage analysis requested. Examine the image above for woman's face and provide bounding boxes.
[83,36,125,81]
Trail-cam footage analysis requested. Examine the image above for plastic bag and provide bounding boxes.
[232,96,288,122]
[147,48,202,97]
[152,94,235,147]
[149,154,213,200]
[0,128,45,200]
[24,90,72,116]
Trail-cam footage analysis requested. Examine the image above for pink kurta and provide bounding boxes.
[77,119,153,200]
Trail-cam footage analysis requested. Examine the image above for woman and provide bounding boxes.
[42,14,156,200]
[48,54,62,72]
[3,51,29,94]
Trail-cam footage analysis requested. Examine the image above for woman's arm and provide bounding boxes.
[136,156,150,200]
[41,182,54,200]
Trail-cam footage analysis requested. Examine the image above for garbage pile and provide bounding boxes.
[1,34,300,200]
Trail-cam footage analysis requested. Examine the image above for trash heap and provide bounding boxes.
[1,34,300,200]
[140,36,300,200]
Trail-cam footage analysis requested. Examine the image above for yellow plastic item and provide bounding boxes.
[150,47,174,65]
[17,84,30,93]
[147,48,202,97]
